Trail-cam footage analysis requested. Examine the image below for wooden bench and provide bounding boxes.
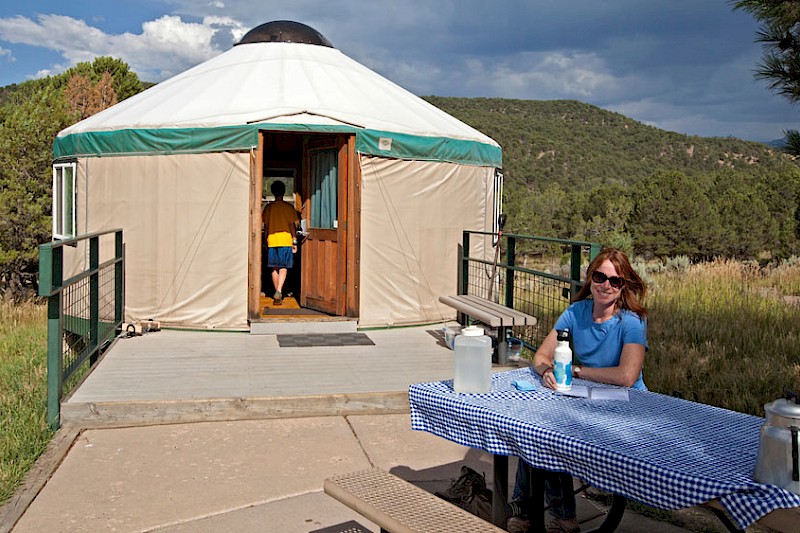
[324,467,505,533]
[438,294,537,364]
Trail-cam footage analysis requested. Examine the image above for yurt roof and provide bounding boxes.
[54,21,501,167]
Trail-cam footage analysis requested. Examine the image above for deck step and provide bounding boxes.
[250,319,358,335]
[61,391,410,428]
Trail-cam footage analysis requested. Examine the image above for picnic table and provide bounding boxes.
[408,368,800,532]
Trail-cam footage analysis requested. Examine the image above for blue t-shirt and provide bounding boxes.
[554,299,649,390]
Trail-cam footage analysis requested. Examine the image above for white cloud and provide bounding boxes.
[425,51,622,101]
[0,13,247,82]
[0,45,12,62]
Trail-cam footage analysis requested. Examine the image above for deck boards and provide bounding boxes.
[67,325,457,403]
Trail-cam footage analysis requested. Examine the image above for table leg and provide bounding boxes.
[493,454,508,527]
[497,327,508,365]
[528,467,547,533]
[708,505,745,533]
[584,494,626,533]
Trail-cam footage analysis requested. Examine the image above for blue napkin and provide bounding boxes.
[512,379,536,391]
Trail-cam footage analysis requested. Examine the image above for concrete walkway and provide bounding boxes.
[6,415,699,533]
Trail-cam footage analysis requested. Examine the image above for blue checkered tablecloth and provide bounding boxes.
[408,368,800,529]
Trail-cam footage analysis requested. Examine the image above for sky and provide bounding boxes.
[0,0,797,143]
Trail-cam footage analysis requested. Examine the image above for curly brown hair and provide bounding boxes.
[573,247,647,318]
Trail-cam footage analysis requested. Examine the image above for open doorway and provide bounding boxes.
[252,131,360,321]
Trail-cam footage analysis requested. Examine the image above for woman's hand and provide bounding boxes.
[540,366,557,390]
[533,329,559,389]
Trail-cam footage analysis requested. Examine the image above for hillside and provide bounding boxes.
[423,96,794,191]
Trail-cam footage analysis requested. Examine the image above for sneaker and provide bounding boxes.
[506,515,530,533]
[273,291,283,305]
[547,517,580,533]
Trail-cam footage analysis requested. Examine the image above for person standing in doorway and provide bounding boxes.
[262,180,299,305]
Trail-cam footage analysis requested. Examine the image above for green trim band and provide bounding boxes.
[357,129,501,167]
[53,125,260,159]
[53,124,502,167]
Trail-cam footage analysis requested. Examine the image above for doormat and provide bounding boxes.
[277,332,374,347]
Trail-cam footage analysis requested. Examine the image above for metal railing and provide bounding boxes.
[38,229,124,429]
[461,231,601,349]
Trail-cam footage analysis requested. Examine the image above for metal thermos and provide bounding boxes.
[754,391,800,495]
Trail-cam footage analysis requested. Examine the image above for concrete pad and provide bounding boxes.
[151,492,379,533]
[348,413,492,477]
[12,417,370,533]
[9,414,701,533]
[346,413,505,497]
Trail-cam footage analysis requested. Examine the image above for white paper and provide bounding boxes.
[589,388,629,401]
[555,385,589,398]
[555,385,629,401]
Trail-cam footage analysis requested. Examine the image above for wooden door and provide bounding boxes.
[300,136,348,315]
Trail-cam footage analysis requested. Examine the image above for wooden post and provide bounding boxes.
[248,135,265,321]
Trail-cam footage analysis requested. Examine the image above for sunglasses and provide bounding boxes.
[591,270,625,289]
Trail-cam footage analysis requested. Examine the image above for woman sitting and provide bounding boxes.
[507,247,648,533]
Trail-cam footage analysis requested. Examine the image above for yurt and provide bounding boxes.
[52,21,503,330]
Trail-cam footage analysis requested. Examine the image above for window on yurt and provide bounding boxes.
[52,162,76,239]
[492,170,504,245]
[263,168,297,204]
[310,149,338,229]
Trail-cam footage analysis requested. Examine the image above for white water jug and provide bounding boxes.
[453,326,492,393]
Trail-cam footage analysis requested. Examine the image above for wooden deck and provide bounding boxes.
[62,323,522,428]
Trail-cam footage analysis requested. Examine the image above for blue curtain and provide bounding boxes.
[310,149,338,229]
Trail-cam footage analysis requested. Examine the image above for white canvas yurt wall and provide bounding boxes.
[70,153,250,329]
[359,156,494,326]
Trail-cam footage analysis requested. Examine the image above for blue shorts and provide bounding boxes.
[267,246,293,269]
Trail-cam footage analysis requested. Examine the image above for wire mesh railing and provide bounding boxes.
[461,231,601,350]
[38,229,124,429]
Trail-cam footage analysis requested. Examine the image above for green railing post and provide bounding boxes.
[115,231,124,327]
[89,236,99,365]
[589,243,602,262]
[461,231,470,295]
[570,244,583,298]
[39,244,63,430]
[504,236,516,308]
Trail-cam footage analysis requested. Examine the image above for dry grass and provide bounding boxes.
[645,258,800,415]
[0,299,51,503]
